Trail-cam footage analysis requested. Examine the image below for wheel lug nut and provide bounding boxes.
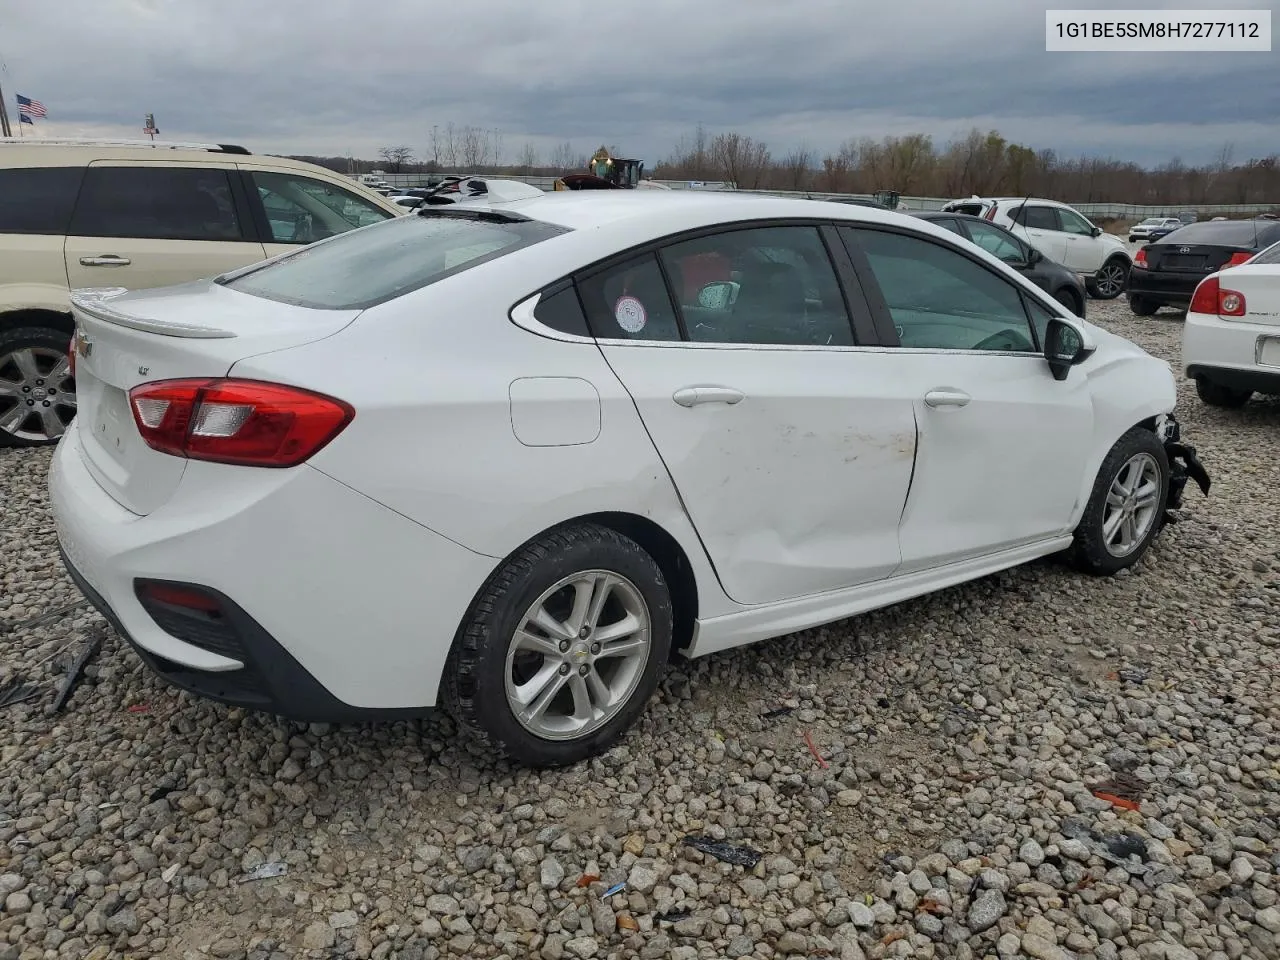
[559,663,570,675]
[36,379,44,386]
[26,399,34,406]
[578,665,589,676]
[579,627,590,638]
[590,643,601,655]
[558,640,570,653]
[42,401,50,407]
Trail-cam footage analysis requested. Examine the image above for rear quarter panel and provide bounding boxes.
[0,234,71,314]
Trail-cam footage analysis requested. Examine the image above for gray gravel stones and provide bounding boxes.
[1,298,1278,958]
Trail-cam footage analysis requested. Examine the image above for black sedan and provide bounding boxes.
[1128,219,1280,315]
[913,211,1089,317]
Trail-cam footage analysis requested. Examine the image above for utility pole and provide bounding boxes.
[0,79,12,138]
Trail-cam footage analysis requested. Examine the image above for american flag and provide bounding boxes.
[16,94,47,119]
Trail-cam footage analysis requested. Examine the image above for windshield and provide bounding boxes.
[222,212,569,310]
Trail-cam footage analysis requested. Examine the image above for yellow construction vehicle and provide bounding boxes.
[554,146,653,190]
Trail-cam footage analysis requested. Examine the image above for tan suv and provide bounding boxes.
[0,138,405,447]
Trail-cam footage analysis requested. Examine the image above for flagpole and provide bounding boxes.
[0,78,11,138]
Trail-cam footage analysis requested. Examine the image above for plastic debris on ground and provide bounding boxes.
[803,729,830,769]
[238,862,287,883]
[600,881,626,899]
[575,873,600,888]
[48,629,104,714]
[0,675,39,709]
[680,835,763,868]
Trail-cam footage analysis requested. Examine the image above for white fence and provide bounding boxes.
[364,172,1279,220]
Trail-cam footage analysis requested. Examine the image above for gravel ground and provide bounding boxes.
[2,298,1278,960]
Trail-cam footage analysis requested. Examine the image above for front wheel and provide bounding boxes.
[1069,428,1170,576]
[1054,288,1083,316]
[1087,258,1129,300]
[442,523,673,768]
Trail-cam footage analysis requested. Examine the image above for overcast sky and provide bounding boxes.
[3,0,1276,170]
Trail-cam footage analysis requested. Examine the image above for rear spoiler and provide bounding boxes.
[69,288,236,340]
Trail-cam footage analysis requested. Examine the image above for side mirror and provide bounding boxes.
[697,280,738,309]
[1045,317,1092,381]
[1090,226,1102,237]
[1026,246,1044,265]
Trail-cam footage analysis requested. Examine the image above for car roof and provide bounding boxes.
[482,190,922,233]
[0,140,348,177]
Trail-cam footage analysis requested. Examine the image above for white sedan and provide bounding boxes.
[49,193,1210,768]
[1182,239,1280,407]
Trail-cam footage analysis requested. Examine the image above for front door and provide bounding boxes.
[243,169,397,257]
[63,161,267,291]
[582,224,918,606]
[844,225,1095,574]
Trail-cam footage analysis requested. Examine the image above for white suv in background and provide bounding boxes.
[0,138,405,448]
[941,196,1133,300]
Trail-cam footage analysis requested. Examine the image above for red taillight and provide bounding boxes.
[1133,249,1148,269]
[137,581,222,614]
[1188,276,1246,317]
[128,378,354,467]
[985,203,998,221]
[68,335,76,378]
[1224,251,1253,268]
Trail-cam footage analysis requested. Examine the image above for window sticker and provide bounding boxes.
[614,295,648,333]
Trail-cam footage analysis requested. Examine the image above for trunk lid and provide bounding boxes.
[69,282,361,515]
[1144,243,1252,276]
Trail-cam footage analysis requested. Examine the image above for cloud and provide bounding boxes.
[4,0,1276,169]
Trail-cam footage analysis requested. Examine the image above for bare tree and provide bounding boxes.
[781,147,814,191]
[517,143,538,173]
[549,141,577,171]
[377,145,414,173]
[710,132,771,189]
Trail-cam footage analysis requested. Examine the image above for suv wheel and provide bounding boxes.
[0,327,77,447]
[1087,257,1129,300]
[1128,295,1159,317]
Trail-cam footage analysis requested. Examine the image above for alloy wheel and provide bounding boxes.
[1102,453,1161,557]
[0,347,77,442]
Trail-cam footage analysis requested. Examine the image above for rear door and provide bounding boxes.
[1008,204,1069,263]
[240,168,398,256]
[586,222,918,606]
[64,162,267,290]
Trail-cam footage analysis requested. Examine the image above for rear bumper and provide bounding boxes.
[1182,312,1280,394]
[49,421,497,718]
[1127,270,1199,304]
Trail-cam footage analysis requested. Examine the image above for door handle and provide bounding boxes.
[924,388,971,408]
[79,255,131,266]
[672,386,746,407]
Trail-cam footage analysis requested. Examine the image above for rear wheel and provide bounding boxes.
[443,523,672,767]
[1070,428,1170,576]
[0,327,77,448]
[1087,258,1129,300]
[1128,295,1159,317]
[1195,376,1252,408]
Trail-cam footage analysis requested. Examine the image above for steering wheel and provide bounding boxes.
[972,328,1033,352]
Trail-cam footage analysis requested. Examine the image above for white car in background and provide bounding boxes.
[49,192,1210,768]
[941,196,1133,300]
[1182,239,1280,407]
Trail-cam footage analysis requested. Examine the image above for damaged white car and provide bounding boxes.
[49,192,1209,768]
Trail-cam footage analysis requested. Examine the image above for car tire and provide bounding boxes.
[1069,427,1170,577]
[1053,288,1083,316]
[1195,376,1252,408]
[1086,257,1130,300]
[0,326,77,448]
[442,523,673,768]
[1128,295,1159,317]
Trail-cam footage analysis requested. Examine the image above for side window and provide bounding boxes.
[1023,297,1057,350]
[929,217,966,237]
[1022,205,1061,231]
[250,171,393,244]
[659,226,855,346]
[533,284,590,337]
[69,166,244,241]
[1057,209,1096,236]
[963,220,1028,264]
[848,228,1037,353]
[577,253,682,342]
[0,167,85,235]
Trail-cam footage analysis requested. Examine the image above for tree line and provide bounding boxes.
[287,123,1280,206]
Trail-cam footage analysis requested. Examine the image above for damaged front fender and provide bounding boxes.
[1157,414,1211,524]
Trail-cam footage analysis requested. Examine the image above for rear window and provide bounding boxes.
[0,167,85,235]
[1251,240,1280,265]
[1153,221,1268,247]
[222,211,569,310]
